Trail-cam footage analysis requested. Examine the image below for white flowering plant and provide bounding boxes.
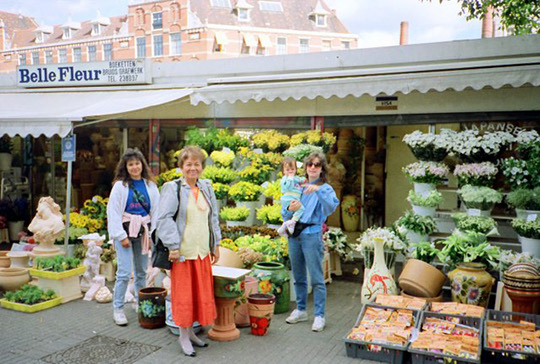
[448,130,514,163]
[402,161,449,184]
[402,130,451,162]
[453,162,498,187]
[457,185,503,210]
[501,157,539,190]
[356,226,406,269]
[323,227,355,261]
[515,130,539,145]
[499,250,540,272]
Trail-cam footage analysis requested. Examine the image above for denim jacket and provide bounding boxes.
[155,177,221,253]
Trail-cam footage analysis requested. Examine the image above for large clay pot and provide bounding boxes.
[399,259,446,298]
[361,238,398,303]
[7,251,29,268]
[0,267,30,291]
[215,246,244,268]
[234,276,259,327]
[0,251,10,268]
[252,262,290,314]
[341,195,359,232]
[138,287,167,329]
[448,262,495,308]
[247,293,276,336]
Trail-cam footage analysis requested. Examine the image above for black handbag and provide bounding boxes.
[151,180,182,270]
[291,222,315,238]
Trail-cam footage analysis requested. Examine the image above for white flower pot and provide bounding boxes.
[405,230,429,244]
[413,183,436,197]
[226,220,249,227]
[516,209,540,220]
[236,201,258,226]
[412,205,436,217]
[518,235,540,259]
[0,153,12,171]
[466,208,491,217]
[8,221,24,242]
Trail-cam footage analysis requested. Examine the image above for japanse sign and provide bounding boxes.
[17,59,151,88]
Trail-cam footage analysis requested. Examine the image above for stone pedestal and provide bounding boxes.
[208,297,240,341]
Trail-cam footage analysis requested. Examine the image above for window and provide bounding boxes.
[18,53,26,65]
[88,45,97,61]
[316,14,326,27]
[103,43,113,60]
[45,50,53,64]
[137,37,146,58]
[153,35,163,56]
[341,41,350,49]
[259,1,283,12]
[276,37,286,55]
[152,12,163,29]
[238,8,249,21]
[59,49,67,63]
[63,27,71,39]
[73,47,82,62]
[241,42,250,54]
[170,33,181,55]
[322,40,331,51]
[32,52,39,65]
[299,39,309,53]
[92,23,100,35]
[211,0,231,8]
[35,31,43,43]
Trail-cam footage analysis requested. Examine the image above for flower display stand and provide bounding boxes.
[28,265,86,303]
[0,296,62,313]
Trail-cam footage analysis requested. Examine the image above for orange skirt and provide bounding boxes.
[170,255,217,328]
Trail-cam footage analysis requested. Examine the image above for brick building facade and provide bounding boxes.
[0,0,357,72]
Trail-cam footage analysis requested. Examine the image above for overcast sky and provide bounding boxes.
[1,0,482,48]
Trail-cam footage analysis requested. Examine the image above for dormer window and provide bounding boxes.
[92,23,100,36]
[61,19,81,40]
[235,0,253,21]
[316,14,326,27]
[238,8,248,20]
[90,12,110,36]
[35,25,52,44]
[309,0,329,27]
[35,31,44,43]
[63,27,71,39]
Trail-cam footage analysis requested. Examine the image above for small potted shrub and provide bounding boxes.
[0,284,61,313]
[457,185,503,216]
[229,181,263,225]
[402,161,449,196]
[399,241,446,299]
[0,135,13,170]
[407,189,442,217]
[211,182,230,211]
[512,218,540,258]
[507,188,540,219]
[396,211,437,244]
[209,149,235,168]
[453,162,498,187]
[451,213,498,235]
[256,204,283,229]
[201,165,237,184]
[220,206,251,227]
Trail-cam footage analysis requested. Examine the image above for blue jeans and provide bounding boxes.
[113,236,148,310]
[288,232,326,317]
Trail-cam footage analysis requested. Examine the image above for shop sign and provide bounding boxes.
[62,135,76,162]
[17,60,151,88]
[375,96,398,111]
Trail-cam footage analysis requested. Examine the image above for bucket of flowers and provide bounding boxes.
[210,149,236,168]
[512,218,540,259]
[402,161,449,196]
[506,187,540,220]
[220,206,251,227]
[457,185,503,216]
[356,226,407,271]
[453,162,498,188]
[202,165,238,184]
[252,130,290,153]
[402,130,453,162]
[448,129,514,163]
[395,211,437,244]
[407,189,442,217]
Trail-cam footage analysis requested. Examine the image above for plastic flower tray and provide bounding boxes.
[28,265,86,280]
[482,309,540,364]
[0,297,62,313]
[343,303,422,364]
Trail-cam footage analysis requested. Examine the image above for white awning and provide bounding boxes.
[258,34,271,48]
[243,33,257,48]
[190,64,540,105]
[214,32,228,46]
[0,88,192,137]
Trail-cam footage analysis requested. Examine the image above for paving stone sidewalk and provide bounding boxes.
[0,280,377,364]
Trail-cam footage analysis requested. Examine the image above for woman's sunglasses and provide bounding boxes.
[307,162,322,168]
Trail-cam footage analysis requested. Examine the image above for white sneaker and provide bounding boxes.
[312,316,325,332]
[113,309,128,326]
[286,309,308,324]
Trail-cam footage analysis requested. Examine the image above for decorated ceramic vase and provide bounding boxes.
[252,262,290,314]
[361,237,398,303]
[448,262,495,308]
[341,195,359,232]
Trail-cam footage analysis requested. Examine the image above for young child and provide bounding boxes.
[278,157,306,237]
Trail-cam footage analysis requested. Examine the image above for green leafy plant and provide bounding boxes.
[220,206,250,222]
[407,241,439,264]
[228,181,262,202]
[457,185,503,210]
[283,144,324,163]
[396,211,437,235]
[156,168,183,188]
[4,285,56,305]
[201,165,237,184]
[512,218,540,239]
[34,256,81,272]
[214,129,250,152]
[263,179,282,201]
[256,204,283,225]
[184,126,220,154]
[55,226,89,245]
[211,182,230,201]
[506,188,540,210]
[438,231,500,271]
[451,213,498,235]
[252,130,290,153]
[235,234,288,264]
[210,149,235,167]
[407,190,442,207]
[139,299,165,318]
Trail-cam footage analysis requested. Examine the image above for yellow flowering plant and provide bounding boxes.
[238,161,273,185]
[211,182,230,201]
[256,204,283,224]
[202,165,237,184]
[228,181,262,202]
[215,129,250,152]
[219,238,238,252]
[210,150,235,167]
[157,168,183,188]
[252,130,290,153]
[252,152,284,169]
[220,206,250,221]
[290,130,337,153]
[263,179,282,201]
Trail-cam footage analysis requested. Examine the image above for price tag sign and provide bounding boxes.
[62,135,76,162]
[527,214,538,222]
[468,209,481,217]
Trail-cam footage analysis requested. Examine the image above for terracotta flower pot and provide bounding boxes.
[0,251,10,268]
[234,276,259,327]
[0,267,30,291]
[247,293,275,336]
[399,259,446,298]
[401,290,443,302]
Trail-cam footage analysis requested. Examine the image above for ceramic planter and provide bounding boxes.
[448,262,495,308]
[28,265,86,303]
[361,238,398,303]
[247,293,276,336]
[252,262,290,314]
[6,251,29,268]
[0,251,10,268]
[517,235,540,259]
[236,201,258,226]
[138,287,167,329]
[399,259,446,298]
[413,183,436,197]
[0,267,30,291]
[0,296,62,313]
[412,205,436,217]
[234,276,259,328]
[341,195,359,232]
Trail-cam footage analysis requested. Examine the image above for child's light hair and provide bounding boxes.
[281,157,297,174]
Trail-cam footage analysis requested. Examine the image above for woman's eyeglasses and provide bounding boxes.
[307,162,322,168]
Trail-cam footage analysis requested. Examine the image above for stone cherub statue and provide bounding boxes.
[81,241,103,293]
[28,197,65,254]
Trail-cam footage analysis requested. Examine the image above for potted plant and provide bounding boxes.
[252,130,290,153]
[201,165,237,184]
[457,185,503,216]
[229,181,263,225]
[407,189,442,217]
[507,188,540,219]
[323,227,355,276]
[501,157,540,190]
[395,211,437,244]
[211,182,230,211]
[341,195,360,232]
[512,218,540,258]
[356,227,407,272]
[289,130,337,153]
[402,130,452,162]
[214,129,250,153]
[399,241,446,299]
[210,149,236,168]
[283,144,324,162]
[514,130,540,160]
[263,179,282,202]
[453,162,498,187]
[54,226,89,257]
[451,213,498,235]
[448,129,514,163]
[0,135,13,170]
[238,161,272,185]
[0,284,61,313]
[256,204,283,229]
[184,126,220,154]
[29,256,85,303]
[156,168,183,189]
[402,161,449,196]
[220,206,251,227]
